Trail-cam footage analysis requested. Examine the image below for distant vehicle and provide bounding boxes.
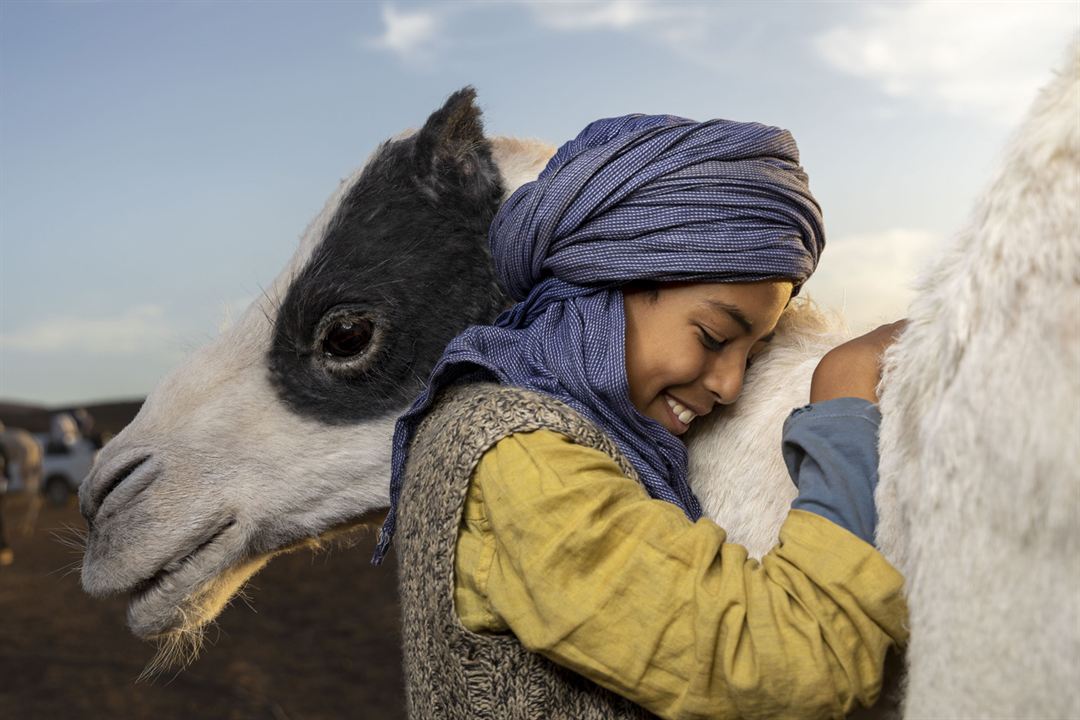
[36,435,97,506]
[30,414,99,507]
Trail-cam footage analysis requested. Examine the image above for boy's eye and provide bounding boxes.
[698,328,727,352]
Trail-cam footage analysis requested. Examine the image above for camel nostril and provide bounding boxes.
[92,454,153,513]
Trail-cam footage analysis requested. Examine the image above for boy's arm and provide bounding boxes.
[456,418,906,720]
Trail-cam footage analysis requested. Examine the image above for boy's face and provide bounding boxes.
[623,280,792,436]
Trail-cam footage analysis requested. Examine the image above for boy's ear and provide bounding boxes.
[412,87,502,202]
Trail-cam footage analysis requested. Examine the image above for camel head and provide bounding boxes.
[78,88,555,662]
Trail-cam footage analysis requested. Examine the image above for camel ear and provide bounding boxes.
[412,87,501,201]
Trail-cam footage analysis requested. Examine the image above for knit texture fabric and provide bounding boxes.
[375,113,824,562]
[396,382,653,720]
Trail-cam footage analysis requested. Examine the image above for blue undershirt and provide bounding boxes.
[782,397,882,545]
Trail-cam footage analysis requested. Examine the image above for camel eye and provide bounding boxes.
[313,306,380,371]
[322,317,374,358]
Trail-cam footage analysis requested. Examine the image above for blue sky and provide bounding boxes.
[1,1,1076,405]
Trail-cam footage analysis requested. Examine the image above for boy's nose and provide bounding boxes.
[703,358,745,406]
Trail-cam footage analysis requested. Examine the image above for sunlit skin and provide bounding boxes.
[623,280,794,436]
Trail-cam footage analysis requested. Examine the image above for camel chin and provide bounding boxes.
[136,554,274,675]
[134,513,387,674]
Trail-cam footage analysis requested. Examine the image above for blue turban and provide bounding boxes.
[374,113,824,563]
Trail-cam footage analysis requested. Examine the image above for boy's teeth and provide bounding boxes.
[665,396,697,425]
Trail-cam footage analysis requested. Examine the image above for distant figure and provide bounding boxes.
[72,408,104,449]
[0,420,44,539]
[0,421,42,493]
[48,412,79,450]
[0,442,12,567]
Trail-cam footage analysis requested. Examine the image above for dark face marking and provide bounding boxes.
[268,88,508,424]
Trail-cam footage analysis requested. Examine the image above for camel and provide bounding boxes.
[79,40,1079,717]
[872,40,1080,717]
[0,421,44,534]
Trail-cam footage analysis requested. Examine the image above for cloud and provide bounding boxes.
[814,2,1078,123]
[369,1,714,65]
[366,4,440,61]
[527,0,668,31]
[802,229,943,330]
[525,0,711,46]
[1,304,175,356]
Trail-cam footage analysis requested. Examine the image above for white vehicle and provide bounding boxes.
[37,436,97,506]
[35,421,99,506]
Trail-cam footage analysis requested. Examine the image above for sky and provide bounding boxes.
[0,0,1077,406]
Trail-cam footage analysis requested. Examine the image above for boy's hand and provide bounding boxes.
[810,320,908,404]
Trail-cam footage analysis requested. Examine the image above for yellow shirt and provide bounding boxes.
[454,429,908,720]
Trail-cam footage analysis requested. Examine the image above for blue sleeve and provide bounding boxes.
[782,397,881,545]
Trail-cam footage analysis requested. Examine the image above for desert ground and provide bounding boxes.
[0,493,406,719]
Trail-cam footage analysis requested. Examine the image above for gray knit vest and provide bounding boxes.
[396,382,656,720]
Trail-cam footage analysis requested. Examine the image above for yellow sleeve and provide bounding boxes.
[454,429,908,720]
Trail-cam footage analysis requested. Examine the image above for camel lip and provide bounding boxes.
[129,519,236,602]
[126,518,239,637]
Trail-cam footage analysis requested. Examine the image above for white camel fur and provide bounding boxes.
[873,42,1080,717]
[79,42,1079,717]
